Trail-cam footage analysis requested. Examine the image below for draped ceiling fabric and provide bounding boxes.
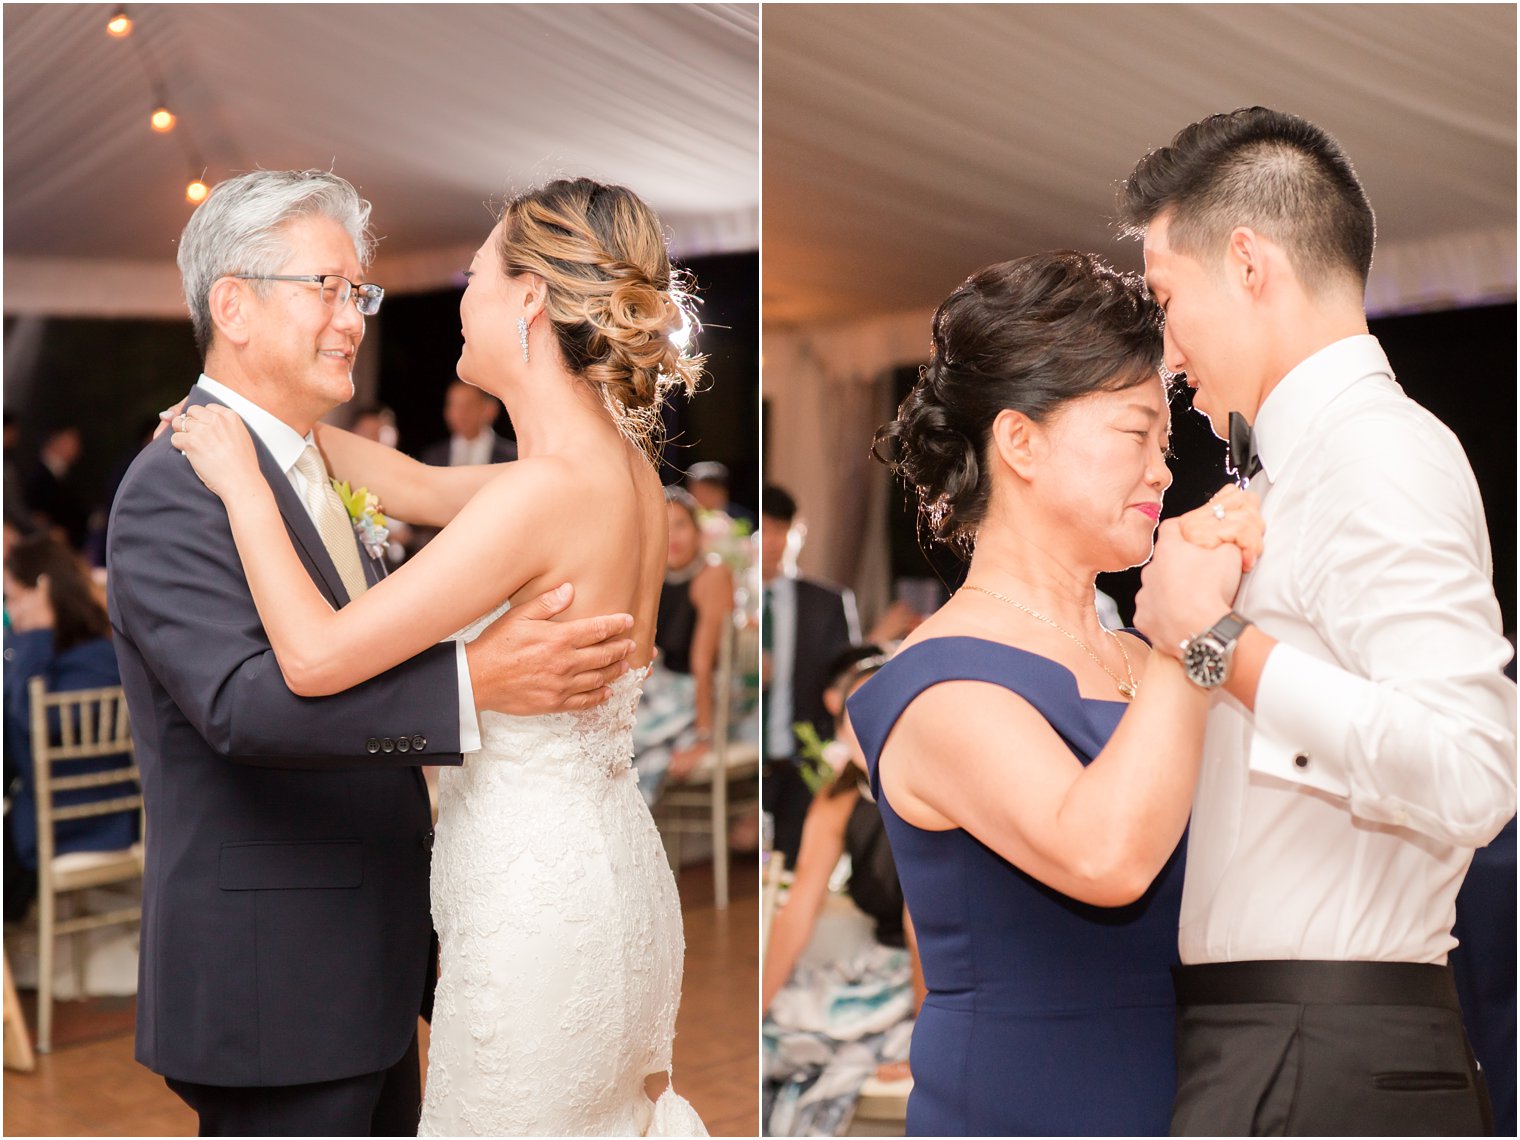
[3,3,759,318]
[762,4,1516,615]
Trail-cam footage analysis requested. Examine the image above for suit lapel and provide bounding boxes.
[186,386,348,609]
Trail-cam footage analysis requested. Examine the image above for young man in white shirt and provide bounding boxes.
[1124,107,1515,1136]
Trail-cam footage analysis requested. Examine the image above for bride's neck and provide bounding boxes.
[495,364,617,456]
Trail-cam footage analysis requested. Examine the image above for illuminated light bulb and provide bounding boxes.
[106,12,132,37]
[150,107,175,132]
[186,180,210,204]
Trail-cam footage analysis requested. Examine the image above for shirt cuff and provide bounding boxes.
[1249,640,1358,799]
[455,640,482,754]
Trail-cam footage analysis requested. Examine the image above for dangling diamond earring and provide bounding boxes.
[517,316,530,363]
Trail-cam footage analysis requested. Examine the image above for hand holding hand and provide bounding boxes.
[1133,518,1244,659]
[465,583,637,715]
[168,405,260,501]
[1177,485,1265,571]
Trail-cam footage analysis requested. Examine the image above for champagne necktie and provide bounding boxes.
[292,445,369,603]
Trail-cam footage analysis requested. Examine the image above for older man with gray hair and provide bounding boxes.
[107,169,634,1135]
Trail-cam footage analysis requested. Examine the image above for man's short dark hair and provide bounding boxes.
[761,484,797,523]
[1117,107,1375,294]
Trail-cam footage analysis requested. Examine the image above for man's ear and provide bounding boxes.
[208,278,252,347]
[1225,226,1272,300]
[990,407,1042,481]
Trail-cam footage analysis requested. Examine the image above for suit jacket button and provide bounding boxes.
[366,738,380,754]
[381,737,395,753]
[412,735,427,752]
[397,737,411,753]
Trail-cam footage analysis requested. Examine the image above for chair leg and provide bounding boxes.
[3,949,35,1072]
[713,777,729,911]
[37,889,54,1054]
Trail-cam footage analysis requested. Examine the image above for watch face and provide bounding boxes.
[1183,638,1227,688]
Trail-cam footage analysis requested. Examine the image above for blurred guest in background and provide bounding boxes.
[346,404,411,563]
[633,487,734,805]
[349,403,400,448]
[687,460,756,527]
[4,413,36,537]
[761,484,859,867]
[83,415,160,568]
[25,425,89,549]
[764,650,920,1136]
[409,381,517,556]
[3,535,137,920]
[422,379,517,467]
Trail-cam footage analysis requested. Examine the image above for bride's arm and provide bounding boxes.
[313,422,501,528]
[174,404,565,697]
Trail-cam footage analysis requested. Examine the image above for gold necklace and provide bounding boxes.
[962,584,1138,700]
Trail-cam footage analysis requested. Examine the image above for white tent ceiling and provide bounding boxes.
[763,3,1517,327]
[4,3,759,316]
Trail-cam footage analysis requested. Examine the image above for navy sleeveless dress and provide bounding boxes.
[847,636,1184,1136]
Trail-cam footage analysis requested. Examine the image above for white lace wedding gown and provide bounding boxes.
[419,604,707,1137]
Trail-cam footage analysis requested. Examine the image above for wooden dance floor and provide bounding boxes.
[3,854,759,1137]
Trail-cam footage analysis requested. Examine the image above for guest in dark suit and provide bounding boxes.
[3,535,137,918]
[421,380,518,467]
[409,382,517,556]
[760,484,860,866]
[24,425,89,549]
[108,169,634,1137]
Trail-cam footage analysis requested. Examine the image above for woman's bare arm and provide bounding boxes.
[174,405,570,697]
[686,561,734,739]
[882,649,1210,908]
[761,785,858,1011]
[314,422,502,528]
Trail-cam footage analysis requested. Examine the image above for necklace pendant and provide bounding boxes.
[1117,681,1137,700]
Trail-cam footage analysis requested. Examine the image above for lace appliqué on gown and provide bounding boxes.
[419,603,706,1136]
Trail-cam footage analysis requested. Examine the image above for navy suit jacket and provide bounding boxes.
[107,385,464,1088]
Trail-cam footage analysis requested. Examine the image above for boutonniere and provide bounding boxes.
[331,479,390,559]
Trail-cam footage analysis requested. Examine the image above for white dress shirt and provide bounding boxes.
[449,432,496,468]
[1179,336,1516,966]
[764,575,798,760]
[197,375,481,753]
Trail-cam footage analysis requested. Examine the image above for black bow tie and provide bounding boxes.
[1227,411,1262,487]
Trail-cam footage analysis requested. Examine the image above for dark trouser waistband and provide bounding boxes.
[1173,959,1461,1011]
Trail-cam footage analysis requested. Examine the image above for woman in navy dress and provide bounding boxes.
[848,252,1262,1135]
[4,535,138,917]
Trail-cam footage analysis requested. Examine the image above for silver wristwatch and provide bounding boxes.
[1180,611,1252,689]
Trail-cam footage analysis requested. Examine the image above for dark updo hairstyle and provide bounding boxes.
[497,178,704,455]
[873,251,1164,556]
[6,534,111,655]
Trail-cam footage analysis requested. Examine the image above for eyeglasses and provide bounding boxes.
[231,274,385,316]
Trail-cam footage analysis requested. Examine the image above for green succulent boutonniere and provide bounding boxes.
[332,480,390,559]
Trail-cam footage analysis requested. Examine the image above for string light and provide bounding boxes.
[150,107,175,132]
[106,11,132,37]
[186,180,210,204]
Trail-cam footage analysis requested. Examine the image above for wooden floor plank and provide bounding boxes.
[4,853,759,1137]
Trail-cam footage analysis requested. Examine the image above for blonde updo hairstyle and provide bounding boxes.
[497,178,703,454]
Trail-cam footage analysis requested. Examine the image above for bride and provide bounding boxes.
[171,178,709,1137]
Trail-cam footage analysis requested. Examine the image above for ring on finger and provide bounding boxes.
[1212,503,1226,521]
[178,413,191,432]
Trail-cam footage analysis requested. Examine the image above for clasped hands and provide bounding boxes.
[1133,485,1264,660]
